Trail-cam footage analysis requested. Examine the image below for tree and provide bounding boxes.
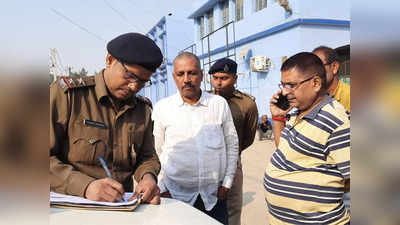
[68,67,88,77]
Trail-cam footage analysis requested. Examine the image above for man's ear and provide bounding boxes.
[233,74,238,82]
[313,76,323,92]
[105,53,115,68]
[332,61,340,75]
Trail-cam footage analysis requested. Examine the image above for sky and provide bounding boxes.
[1,0,204,75]
[2,0,400,76]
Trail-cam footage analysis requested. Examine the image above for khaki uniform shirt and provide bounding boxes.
[50,72,160,197]
[210,90,259,154]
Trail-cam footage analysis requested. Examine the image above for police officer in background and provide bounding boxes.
[209,58,259,225]
[50,33,162,204]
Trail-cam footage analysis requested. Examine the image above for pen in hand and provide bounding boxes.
[98,156,126,202]
[98,156,112,178]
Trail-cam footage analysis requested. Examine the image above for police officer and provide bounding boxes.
[50,33,162,204]
[209,58,259,225]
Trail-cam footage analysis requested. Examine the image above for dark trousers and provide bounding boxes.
[193,196,228,225]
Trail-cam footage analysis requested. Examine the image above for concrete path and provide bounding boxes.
[240,138,275,225]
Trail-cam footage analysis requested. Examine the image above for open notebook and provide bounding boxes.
[50,192,140,211]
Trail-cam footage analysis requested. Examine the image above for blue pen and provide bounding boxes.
[98,156,126,202]
[98,156,113,178]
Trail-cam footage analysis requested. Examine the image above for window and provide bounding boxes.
[255,0,267,12]
[222,1,229,25]
[199,16,205,38]
[236,0,244,21]
[207,10,214,33]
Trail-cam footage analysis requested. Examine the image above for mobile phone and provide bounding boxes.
[275,93,290,110]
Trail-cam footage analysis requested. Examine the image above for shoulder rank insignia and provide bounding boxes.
[58,76,95,92]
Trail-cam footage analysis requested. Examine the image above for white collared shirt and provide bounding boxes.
[152,91,239,210]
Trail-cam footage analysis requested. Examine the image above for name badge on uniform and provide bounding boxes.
[83,119,107,129]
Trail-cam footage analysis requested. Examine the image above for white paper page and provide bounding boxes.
[50,192,137,206]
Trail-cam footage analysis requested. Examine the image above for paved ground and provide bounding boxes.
[240,137,276,225]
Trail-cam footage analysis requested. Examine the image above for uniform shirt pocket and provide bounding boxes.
[69,121,108,165]
[69,135,107,165]
[202,124,224,149]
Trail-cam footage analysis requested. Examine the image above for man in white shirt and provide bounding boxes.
[152,52,239,225]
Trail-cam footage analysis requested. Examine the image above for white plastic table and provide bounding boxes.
[50,198,222,225]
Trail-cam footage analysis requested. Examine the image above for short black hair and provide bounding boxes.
[281,52,326,89]
[312,46,339,64]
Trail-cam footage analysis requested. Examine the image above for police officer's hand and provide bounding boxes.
[217,186,230,200]
[131,173,160,205]
[270,90,293,118]
[85,178,125,202]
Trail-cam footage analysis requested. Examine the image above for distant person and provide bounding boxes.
[313,46,350,112]
[208,57,258,225]
[50,33,162,204]
[265,52,350,224]
[258,115,273,141]
[152,52,238,225]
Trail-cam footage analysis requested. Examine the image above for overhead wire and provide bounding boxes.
[103,0,146,33]
[125,0,194,54]
[51,8,106,42]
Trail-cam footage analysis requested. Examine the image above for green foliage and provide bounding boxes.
[68,67,88,77]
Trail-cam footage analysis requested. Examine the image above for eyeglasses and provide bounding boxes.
[278,75,315,91]
[119,61,152,87]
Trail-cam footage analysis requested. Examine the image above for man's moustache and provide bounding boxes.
[183,84,193,89]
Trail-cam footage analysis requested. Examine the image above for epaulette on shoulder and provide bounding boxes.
[237,90,256,101]
[136,95,153,109]
[57,76,95,92]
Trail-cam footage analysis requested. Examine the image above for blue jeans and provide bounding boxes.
[193,196,228,225]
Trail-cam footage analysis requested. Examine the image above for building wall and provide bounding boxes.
[186,0,350,116]
[140,16,193,103]
[299,25,350,52]
[205,25,303,116]
[191,0,350,55]
[144,0,350,116]
[298,0,350,20]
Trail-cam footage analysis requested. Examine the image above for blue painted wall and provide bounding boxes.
[139,16,193,103]
[142,0,350,117]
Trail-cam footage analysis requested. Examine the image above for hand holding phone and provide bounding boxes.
[275,93,290,110]
[270,91,292,118]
